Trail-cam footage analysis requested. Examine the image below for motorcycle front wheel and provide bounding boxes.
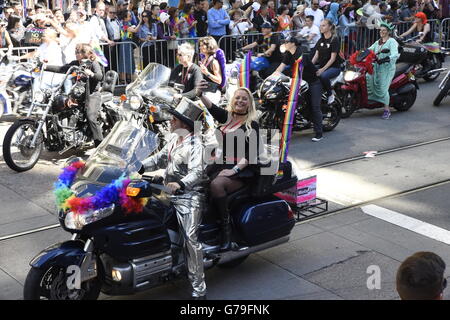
[23,266,101,300]
[433,78,450,106]
[2,119,43,172]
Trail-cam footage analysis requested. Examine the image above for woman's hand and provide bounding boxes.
[316,68,325,76]
[218,169,236,177]
[195,79,209,96]
[199,62,209,75]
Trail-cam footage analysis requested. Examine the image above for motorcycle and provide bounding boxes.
[396,32,447,82]
[0,53,42,117]
[23,120,298,300]
[2,60,121,172]
[338,48,419,118]
[118,63,176,150]
[257,73,341,132]
[433,49,450,106]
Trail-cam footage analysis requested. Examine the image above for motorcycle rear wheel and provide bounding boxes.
[433,79,450,106]
[23,266,101,300]
[393,89,417,112]
[2,119,43,172]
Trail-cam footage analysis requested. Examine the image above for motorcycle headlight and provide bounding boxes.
[344,70,361,82]
[64,204,115,230]
[129,95,142,111]
[34,90,46,103]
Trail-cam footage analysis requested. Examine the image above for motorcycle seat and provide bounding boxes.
[394,63,413,78]
[102,70,118,94]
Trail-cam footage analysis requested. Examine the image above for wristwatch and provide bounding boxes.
[232,166,241,174]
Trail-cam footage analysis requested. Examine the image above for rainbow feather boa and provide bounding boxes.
[54,160,148,215]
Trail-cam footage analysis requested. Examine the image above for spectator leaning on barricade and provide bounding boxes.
[105,5,121,73]
[396,252,447,300]
[207,0,230,50]
[419,0,440,19]
[252,4,272,32]
[387,1,400,23]
[300,15,321,50]
[276,5,293,38]
[7,14,25,47]
[179,3,197,39]
[338,6,356,57]
[0,18,13,49]
[89,2,114,45]
[194,0,208,37]
[400,0,418,21]
[305,0,325,27]
[293,5,307,31]
[159,11,178,68]
[117,9,141,84]
[138,9,159,68]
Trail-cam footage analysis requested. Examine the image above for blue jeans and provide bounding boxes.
[319,67,341,95]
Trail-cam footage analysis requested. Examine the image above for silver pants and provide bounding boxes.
[172,192,206,297]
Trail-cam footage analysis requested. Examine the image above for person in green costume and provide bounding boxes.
[366,21,399,120]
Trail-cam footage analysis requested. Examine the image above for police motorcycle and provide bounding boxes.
[2,59,121,172]
[118,63,178,150]
[258,73,341,132]
[23,115,298,300]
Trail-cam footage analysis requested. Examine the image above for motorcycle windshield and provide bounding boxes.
[73,121,159,193]
[126,63,172,98]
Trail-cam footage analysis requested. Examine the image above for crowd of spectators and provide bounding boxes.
[0,0,446,80]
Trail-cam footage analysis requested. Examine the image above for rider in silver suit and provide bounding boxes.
[141,98,208,300]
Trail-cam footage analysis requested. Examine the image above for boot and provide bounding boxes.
[216,196,232,252]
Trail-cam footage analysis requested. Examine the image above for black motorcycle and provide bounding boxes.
[2,60,121,172]
[258,73,341,132]
[23,121,298,300]
[396,32,447,82]
[433,49,450,106]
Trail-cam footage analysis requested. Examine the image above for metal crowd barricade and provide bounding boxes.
[139,37,202,71]
[100,40,140,88]
[440,18,450,49]
[218,30,300,63]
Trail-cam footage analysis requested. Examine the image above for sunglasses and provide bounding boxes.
[75,50,86,54]
[142,15,148,17]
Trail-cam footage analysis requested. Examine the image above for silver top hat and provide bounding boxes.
[167,97,204,129]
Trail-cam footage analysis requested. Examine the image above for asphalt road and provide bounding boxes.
[1,65,450,300]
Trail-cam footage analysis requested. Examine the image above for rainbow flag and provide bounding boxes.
[239,51,251,89]
[91,40,109,67]
[279,56,304,164]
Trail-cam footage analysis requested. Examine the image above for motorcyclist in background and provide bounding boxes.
[44,43,105,146]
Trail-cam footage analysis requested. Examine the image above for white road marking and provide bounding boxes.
[362,204,450,245]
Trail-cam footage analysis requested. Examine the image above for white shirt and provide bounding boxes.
[305,8,324,27]
[229,21,252,35]
[36,41,64,90]
[108,19,121,41]
[300,24,320,48]
[89,14,109,42]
